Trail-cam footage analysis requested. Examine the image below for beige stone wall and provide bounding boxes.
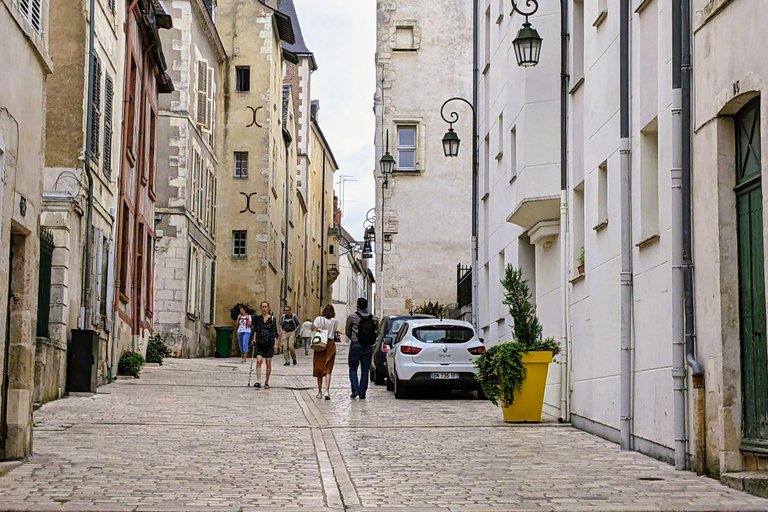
[0,0,51,459]
[691,0,768,476]
[375,0,473,317]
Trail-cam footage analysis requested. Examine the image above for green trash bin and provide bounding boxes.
[214,326,234,358]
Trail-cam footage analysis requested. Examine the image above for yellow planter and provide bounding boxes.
[501,351,553,423]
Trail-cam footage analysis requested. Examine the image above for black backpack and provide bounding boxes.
[356,313,377,346]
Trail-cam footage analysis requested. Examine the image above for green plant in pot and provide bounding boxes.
[475,265,560,421]
[577,247,585,275]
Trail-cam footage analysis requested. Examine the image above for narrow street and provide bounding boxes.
[0,346,765,512]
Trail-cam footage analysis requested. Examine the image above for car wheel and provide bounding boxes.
[394,376,409,399]
[386,377,394,391]
[374,369,385,386]
[476,387,487,400]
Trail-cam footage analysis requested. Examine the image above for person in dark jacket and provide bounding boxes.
[346,297,377,400]
[252,301,279,389]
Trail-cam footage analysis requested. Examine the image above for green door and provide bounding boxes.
[735,98,768,447]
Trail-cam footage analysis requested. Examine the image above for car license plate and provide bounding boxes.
[431,373,459,380]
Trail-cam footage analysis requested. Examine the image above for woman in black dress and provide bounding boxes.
[252,301,279,389]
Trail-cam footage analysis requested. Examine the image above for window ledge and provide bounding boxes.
[593,9,608,27]
[496,14,503,24]
[482,62,490,75]
[570,76,585,95]
[495,151,503,160]
[569,272,586,284]
[635,233,660,248]
[593,220,608,232]
[392,48,418,52]
[509,173,518,184]
[393,168,421,175]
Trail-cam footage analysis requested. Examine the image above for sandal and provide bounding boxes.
[254,383,261,389]
[264,384,270,389]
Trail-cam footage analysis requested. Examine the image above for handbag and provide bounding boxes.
[310,329,328,351]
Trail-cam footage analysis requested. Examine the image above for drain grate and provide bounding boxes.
[637,477,665,481]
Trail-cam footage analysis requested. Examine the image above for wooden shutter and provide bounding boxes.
[90,55,102,163]
[196,60,208,127]
[103,75,114,180]
[205,66,214,131]
[19,0,42,32]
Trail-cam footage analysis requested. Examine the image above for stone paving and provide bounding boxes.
[2,345,768,511]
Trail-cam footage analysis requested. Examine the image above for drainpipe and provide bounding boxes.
[319,151,326,309]
[82,0,98,330]
[471,0,479,332]
[675,0,706,473]
[619,0,633,451]
[558,0,570,423]
[282,145,291,309]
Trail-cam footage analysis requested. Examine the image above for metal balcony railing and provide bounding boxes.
[457,263,472,310]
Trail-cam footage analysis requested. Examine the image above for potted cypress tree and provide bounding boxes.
[475,265,560,422]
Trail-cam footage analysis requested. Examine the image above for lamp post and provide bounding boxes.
[378,132,395,318]
[440,97,478,331]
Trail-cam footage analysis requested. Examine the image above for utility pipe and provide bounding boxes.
[82,0,98,329]
[282,144,291,309]
[619,0,633,451]
[319,151,326,309]
[470,0,479,332]
[558,0,570,422]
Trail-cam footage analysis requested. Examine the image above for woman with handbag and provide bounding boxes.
[312,304,338,400]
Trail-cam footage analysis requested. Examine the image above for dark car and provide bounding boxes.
[370,314,435,385]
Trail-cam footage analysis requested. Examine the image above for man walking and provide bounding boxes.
[346,297,378,399]
[300,318,314,356]
[280,305,300,366]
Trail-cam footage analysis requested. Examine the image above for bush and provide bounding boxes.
[118,351,145,378]
[146,334,172,365]
[230,303,256,322]
[413,300,445,317]
[475,265,560,407]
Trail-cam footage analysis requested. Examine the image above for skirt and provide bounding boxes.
[255,340,275,359]
[313,339,337,377]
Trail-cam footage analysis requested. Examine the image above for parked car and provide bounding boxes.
[385,318,486,399]
[370,314,434,386]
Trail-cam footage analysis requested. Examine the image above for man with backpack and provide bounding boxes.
[345,297,378,399]
[279,305,300,366]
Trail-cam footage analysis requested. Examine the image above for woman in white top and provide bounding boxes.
[312,304,338,400]
[235,306,252,363]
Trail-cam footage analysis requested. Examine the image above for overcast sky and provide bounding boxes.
[293,0,376,241]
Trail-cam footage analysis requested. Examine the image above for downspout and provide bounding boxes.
[82,0,98,330]
[471,0,479,331]
[558,0,570,422]
[319,151,326,309]
[680,0,706,473]
[619,0,633,451]
[282,145,290,309]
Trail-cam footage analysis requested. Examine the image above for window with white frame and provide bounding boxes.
[233,230,247,258]
[509,126,517,182]
[19,0,42,33]
[187,245,199,316]
[196,60,216,146]
[396,125,417,170]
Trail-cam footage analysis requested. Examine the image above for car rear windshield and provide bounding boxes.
[411,326,474,343]
[389,319,408,334]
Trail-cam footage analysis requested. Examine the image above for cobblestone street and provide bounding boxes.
[2,346,768,512]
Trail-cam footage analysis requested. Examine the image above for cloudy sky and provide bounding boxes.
[293,0,376,241]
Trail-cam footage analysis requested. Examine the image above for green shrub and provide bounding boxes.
[118,351,145,378]
[146,334,172,365]
[230,303,256,322]
[413,300,445,317]
[475,265,560,407]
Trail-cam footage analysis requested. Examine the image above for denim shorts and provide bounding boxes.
[237,331,250,354]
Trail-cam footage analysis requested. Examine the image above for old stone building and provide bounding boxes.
[39,0,128,403]
[153,0,226,358]
[112,0,173,359]
[0,0,52,459]
[691,0,768,478]
[374,0,473,318]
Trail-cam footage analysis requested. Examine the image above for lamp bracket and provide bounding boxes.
[511,0,539,25]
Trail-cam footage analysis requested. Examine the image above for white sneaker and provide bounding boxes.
[315,392,323,399]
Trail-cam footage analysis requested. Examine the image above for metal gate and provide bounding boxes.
[36,228,53,338]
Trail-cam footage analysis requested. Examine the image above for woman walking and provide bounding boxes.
[235,306,252,363]
[313,304,338,400]
[252,301,279,389]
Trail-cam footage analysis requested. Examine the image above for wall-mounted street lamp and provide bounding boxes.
[511,0,543,67]
[379,130,396,185]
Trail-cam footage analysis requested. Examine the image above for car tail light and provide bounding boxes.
[382,344,390,353]
[468,346,486,355]
[400,345,422,355]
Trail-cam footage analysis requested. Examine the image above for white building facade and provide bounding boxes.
[374,0,473,318]
[479,0,704,468]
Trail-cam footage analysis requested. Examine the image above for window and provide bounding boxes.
[136,222,145,305]
[573,181,585,273]
[496,0,504,23]
[496,112,504,160]
[394,26,414,50]
[196,156,204,222]
[126,58,137,154]
[280,241,285,270]
[196,60,209,130]
[484,7,491,73]
[234,152,248,178]
[19,0,42,32]
[99,232,109,317]
[595,161,608,229]
[205,166,214,232]
[211,177,217,236]
[397,125,417,170]
[146,233,154,313]
[639,120,659,242]
[572,0,585,83]
[107,0,115,15]
[594,0,608,27]
[104,74,114,180]
[90,55,102,164]
[119,203,130,296]
[236,66,250,92]
[203,256,214,325]
[483,135,490,196]
[497,251,505,320]
[233,230,247,258]
[191,149,201,216]
[412,326,474,343]
[509,126,517,182]
[206,66,215,144]
[187,245,199,315]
